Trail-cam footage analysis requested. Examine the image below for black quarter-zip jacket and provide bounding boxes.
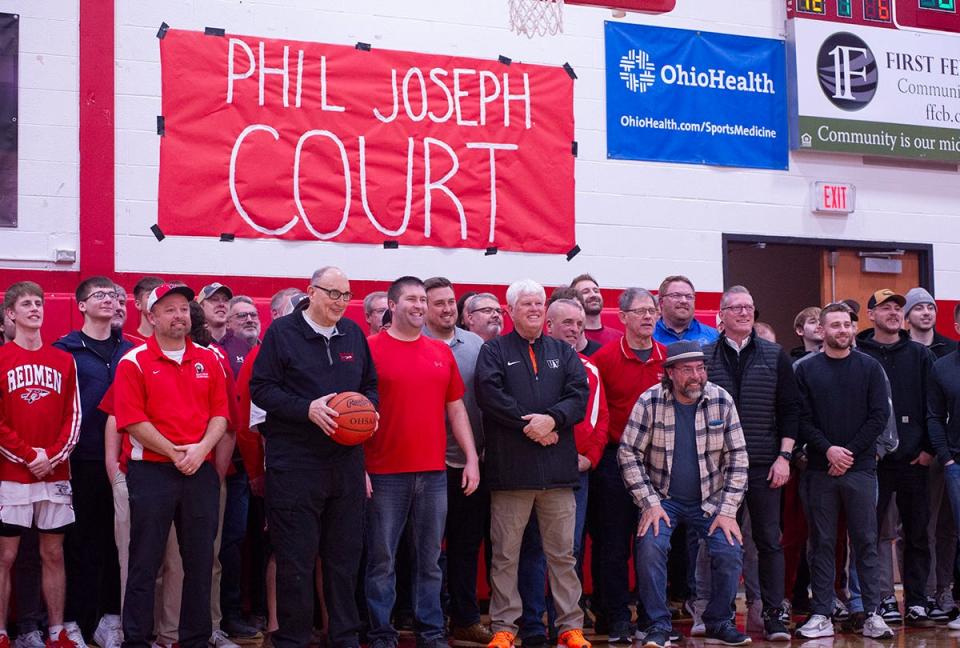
[250,308,378,469]
[476,330,588,490]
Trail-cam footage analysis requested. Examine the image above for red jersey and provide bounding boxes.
[0,343,81,483]
[114,336,230,463]
[365,333,464,474]
[234,344,265,481]
[575,354,608,468]
[125,332,148,346]
[584,325,622,346]
[591,336,666,443]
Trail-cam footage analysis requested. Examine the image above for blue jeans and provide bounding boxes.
[365,471,448,645]
[635,499,742,634]
[219,469,250,623]
[517,472,589,639]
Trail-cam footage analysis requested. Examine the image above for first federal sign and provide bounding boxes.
[605,22,788,170]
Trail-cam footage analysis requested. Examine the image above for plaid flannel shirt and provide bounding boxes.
[617,381,748,518]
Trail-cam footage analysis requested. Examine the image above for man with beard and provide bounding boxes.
[570,275,621,347]
[857,290,935,627]
[791,307,823,361]
[365,276,480,648]
[421,277,490,645]
[904,288,956,359]
[653,276,719,346]
[464,293,504,343]
[618,341,749,648]
[221,296,261,377]
[793,303,893,640]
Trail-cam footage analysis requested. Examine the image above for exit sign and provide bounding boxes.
[812,181,856,214]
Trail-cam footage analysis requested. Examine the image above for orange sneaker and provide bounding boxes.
[487,631,516,648]
[557,629,591,648]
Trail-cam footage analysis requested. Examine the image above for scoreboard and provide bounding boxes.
[787,0,960,32]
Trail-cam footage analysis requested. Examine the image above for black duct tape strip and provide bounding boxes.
[151,224,166,241]
[220,233,235,242]
[563,63,577,79]
[204,27,226,37]
[566,245,581,261]
[498,55,512,65]
[156,116,165,136]
[383,240,399,249]
[157,22,169,39]
[356,42,371,51]
[571,141,578,157]
[485,247,498,256]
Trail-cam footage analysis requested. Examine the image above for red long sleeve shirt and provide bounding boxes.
[591,336,666,444]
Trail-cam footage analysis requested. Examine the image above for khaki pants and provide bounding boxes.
[489,488,583,634]
[114,474,227,644]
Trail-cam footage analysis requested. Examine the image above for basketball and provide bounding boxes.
[327,391,377,446]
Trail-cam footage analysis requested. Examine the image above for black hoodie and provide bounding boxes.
[856,328,935,463]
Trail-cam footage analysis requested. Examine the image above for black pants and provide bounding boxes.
[805,469,880,617]
[266,453,365,648]
[122,461,219,648]
[444,465,489,628]
[738,466,785,611]
[66,459,121,638]
[877,462,930,608]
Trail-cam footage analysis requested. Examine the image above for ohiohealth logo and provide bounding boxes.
[619,49,657,93]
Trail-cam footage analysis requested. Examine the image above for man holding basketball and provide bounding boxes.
[250,266,378,648]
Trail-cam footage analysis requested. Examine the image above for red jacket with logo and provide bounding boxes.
[0,343,81,483]
[575,354,608,468]
[114,336,230,463]
[591,336,667,444]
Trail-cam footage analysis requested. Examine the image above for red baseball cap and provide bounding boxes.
[147,284,195,311]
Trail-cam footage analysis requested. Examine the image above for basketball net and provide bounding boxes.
[508,0,564,37]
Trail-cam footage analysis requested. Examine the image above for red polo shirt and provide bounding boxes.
[591,336,666,443]
[114,336,230,463]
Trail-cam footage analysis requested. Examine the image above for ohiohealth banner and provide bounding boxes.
[158,29,575,254]
[605,23,788,170]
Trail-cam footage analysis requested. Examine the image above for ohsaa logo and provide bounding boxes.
[817,32,878,111]
[620,49,657,93]
[20,388,50,404]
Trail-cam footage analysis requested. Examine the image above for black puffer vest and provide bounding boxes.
[704,334,781,467]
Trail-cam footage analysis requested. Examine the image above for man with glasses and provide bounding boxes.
[218,296,261,378]
[589,288,666,643]
[619,341,749,648]
[250,267,377,648]
[653,276,719,346]
[703,286,801,642]
[464,293,504,343]
[363,292,388,335]
[55,276,133,647]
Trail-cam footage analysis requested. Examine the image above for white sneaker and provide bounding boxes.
[795,614,834,639]
[63,622,88,648]
[948,615,960,631]
[862,613,894,639]
[690,619,705,637]
[94,615,123,648]
[209,630,241,648]
[14,631,44,648]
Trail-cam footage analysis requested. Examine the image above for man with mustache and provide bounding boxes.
[570,275,621,346]
[653,276,719,346]
[793,303,894,640]
[464,293,504,343]
[618,340,749,648]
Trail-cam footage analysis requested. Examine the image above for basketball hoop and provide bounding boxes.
[508,0,564,37]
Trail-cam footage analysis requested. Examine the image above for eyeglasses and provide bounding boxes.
[470,306,503,315]
[662,292,695,302]
[311,285,353,301]
[83,290,118,302]
[673,364,707,377]
[231,311,259,320]
[721,304,755,314]
[622,307,657,317]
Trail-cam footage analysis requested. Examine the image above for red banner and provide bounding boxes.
[157,29,576,254]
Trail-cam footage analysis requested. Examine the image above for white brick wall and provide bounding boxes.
[53,0,960,296]
[0,1,79,269]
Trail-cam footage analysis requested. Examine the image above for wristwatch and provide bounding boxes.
[778,451,793,461]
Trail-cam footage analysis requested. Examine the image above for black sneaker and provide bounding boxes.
[607,621,633,644]
[762,608,790,642]
[704,621,751,646]
[905,604,934,627]
[640,630,669,648]
[840,611,865,634]
[879,596,902,624]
